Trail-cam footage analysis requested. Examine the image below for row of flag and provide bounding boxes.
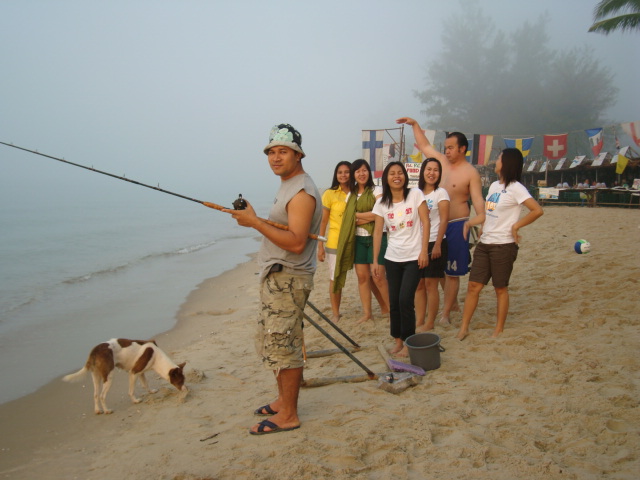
[362,121,639,177]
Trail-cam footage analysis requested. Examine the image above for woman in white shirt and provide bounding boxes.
[415,158,450,332]
[373,162,430,357]
[457,148,543,340]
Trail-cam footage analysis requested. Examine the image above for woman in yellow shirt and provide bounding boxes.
[317,161,351,322]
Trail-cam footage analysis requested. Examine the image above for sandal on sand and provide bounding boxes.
[249,419,300,436]
[254,404,278,416]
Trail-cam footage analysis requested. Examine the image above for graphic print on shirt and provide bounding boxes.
[386,207,414,232]
[486,192,501,213]
[426,198,435,210]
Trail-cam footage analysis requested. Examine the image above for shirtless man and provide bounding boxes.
[396,117,485,325]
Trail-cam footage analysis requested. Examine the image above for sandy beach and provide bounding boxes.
[1,206,638,480]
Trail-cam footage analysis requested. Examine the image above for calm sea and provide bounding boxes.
[0,190,269,405]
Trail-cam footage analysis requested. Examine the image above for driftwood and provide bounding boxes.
[301,373,379,388]
[305,347,360,359]
[377,344,392,365]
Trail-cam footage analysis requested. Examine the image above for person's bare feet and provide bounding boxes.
[456,329,469,341]
[357,314,373,324]
[416,323,434,333]
[439,315,451,326]
[393,346,409,358]
[490,328,503,338]
[388,344,402,355]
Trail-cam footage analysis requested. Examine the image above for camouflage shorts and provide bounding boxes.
[256,270,314,370]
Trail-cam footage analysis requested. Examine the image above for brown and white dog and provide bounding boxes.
[63,338,187,414]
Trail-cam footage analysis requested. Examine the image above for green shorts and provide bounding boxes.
[354,234,387,265]
[256,270,314,370]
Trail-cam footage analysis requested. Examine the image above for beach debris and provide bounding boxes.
[199,432,219,442]
[305,347,360,358]
[302,373,377,388]
[387,358,426,376]
[377,372,421,394]
[186,368,207,383]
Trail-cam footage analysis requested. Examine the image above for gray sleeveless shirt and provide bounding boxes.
[257,172,322,283]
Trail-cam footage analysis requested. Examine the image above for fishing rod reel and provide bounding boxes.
[232,193,247,210]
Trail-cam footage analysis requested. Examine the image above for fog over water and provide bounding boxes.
[1,0,638,201]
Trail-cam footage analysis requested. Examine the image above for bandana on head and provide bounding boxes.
[263,123,305,158]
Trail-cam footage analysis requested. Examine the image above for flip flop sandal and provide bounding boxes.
[254,404,278,416]
[249,419,300,435]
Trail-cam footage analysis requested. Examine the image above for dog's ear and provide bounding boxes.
[177,362,186,370]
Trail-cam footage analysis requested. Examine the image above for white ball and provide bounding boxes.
[574,239,591,254]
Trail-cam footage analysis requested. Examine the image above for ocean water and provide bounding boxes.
[0,191,269,405]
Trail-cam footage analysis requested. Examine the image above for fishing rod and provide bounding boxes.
[0,141,327,242]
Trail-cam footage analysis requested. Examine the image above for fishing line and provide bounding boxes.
[0,141,326,242]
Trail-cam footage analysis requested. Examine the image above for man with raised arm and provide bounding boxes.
[224,123,322,435]
[396,117,485,326]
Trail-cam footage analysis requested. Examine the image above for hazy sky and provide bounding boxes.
[1,0,638,206]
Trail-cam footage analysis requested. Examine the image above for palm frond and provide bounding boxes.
[588,13,640,33]
[593,0,640,20]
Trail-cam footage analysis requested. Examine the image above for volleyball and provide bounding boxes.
[574,239,591,254]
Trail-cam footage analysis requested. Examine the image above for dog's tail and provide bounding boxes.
[62,366,88,383]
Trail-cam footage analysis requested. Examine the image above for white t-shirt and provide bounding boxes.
[372,188,425,262]
[424,187,450,242]
[481,181,532,244]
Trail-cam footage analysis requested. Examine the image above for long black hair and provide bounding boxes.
[418,157,443,191]
[499,148,523,186]
[329,161,352,190]
[350,158,374,194]
[380,161,410,207]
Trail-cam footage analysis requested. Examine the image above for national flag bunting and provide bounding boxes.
[382,144,396,172]
[504,137,534,159]
[616,146,630,174]
[621,122,640,147]
[585,128,604,156]
[362,130,384,178]
[543,134,568,160]
[472,134,494,165]
[569,156,585,168]
[412,129,436,157]
[409,152,423,163]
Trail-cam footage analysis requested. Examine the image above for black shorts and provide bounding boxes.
[469,242,518,288]
[420,239,448,279]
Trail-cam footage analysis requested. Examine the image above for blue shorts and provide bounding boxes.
[444,219,470,277]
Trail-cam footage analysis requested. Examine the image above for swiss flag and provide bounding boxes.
[543,134,568,160]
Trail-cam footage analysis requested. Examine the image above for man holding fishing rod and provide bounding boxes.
[224,124,322,435]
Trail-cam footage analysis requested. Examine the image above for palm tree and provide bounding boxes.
[588,0,640,34]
